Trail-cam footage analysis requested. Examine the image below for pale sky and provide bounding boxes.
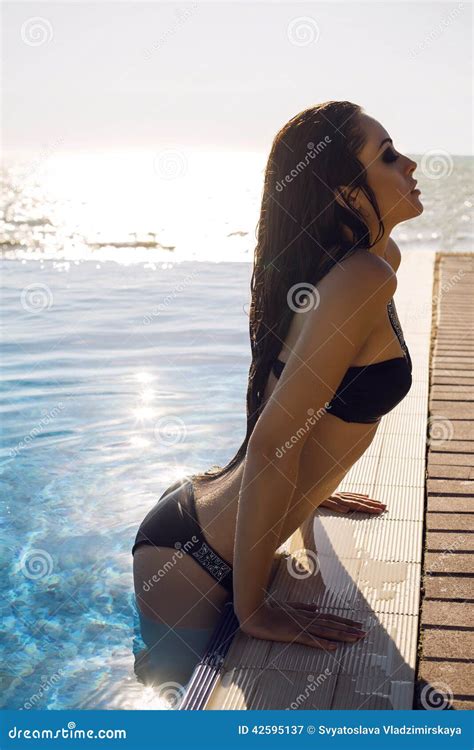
[3,1,472,159]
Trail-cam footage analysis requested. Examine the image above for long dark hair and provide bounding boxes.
[192,100,385,485]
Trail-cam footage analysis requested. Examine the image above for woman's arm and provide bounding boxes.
[233,252,397,627]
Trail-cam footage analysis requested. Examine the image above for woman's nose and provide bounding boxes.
[406,156,417,174]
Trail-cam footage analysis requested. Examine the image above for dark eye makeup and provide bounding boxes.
[382,147,400,163]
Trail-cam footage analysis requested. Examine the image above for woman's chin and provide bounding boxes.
[413,198,424,215]
[407,193,424,216]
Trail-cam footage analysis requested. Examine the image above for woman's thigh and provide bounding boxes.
[133,545,231,697]
[133,611,216,705]
[133,544,231,627]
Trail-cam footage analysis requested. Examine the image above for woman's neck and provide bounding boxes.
[366,230,393,260]
[342,221,394,260]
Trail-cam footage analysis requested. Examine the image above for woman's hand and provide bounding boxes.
[320,491,386,515]
[239,600,367,651]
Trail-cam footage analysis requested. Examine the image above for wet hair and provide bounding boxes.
[191,100,385,485]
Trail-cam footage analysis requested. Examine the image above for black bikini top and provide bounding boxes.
[271,298,413,424]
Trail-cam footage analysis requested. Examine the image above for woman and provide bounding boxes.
[132,100,422,689]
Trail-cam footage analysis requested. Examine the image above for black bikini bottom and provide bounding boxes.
[132,476,234,597]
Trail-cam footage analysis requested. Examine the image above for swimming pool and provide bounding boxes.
[0,258,250,709]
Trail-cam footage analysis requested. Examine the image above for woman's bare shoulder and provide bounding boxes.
[322,248,397,306]
[343,246,396,272]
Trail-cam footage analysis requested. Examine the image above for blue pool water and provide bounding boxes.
[0,259,251,709]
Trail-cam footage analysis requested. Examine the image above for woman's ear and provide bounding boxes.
[334,186,347,208]
[335,186,360,211]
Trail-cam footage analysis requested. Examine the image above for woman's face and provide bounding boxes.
[354,113,423,230]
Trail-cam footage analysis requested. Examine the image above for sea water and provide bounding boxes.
[0,258,250,709]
